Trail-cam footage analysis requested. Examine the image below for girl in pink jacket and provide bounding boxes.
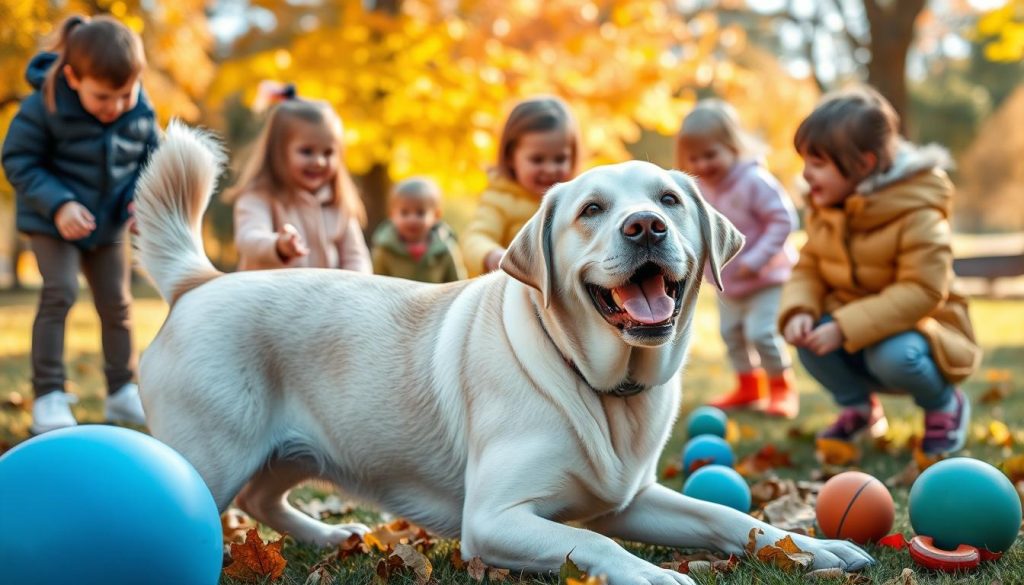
[226,89,371,272]
[677,99,799,418]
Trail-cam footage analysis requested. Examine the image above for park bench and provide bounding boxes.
[953,253,1024,296]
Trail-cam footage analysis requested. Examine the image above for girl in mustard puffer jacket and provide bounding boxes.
[780,87,981,455]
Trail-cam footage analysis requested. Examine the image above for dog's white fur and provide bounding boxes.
[134,122,871,584]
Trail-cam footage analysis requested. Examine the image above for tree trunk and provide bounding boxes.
[864,0,927,133]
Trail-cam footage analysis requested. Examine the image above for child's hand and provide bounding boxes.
[783,313,815,346]
[805,321,844,356]
[484,248,506,272]
[55,201,96,241]
[276,223,309,261]
[126,202,140,236]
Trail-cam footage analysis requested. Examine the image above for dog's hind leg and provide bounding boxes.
[236,457,371,547]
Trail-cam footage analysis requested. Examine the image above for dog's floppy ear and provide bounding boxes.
[501,185,559,307]
[669,170,744,291]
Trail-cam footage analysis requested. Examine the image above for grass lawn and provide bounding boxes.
[1,282,1022,584]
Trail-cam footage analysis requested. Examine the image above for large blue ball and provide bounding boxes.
[686,406,728,439]
[683,464,751,512]
[682,434,735,473]
[909,457,1022,553]
[0,426,223,585]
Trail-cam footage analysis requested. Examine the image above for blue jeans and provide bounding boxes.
[797,316,954,411]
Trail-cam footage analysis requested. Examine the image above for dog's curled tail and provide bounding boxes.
[134,120,225,305]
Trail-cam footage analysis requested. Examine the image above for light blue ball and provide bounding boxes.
[682,434,735,473]
[909,457,1022,553]
[683,464,751,512]
[686,406,728,438]
[0,426,223,585]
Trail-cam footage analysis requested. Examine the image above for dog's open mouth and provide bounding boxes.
[586,263,684,334]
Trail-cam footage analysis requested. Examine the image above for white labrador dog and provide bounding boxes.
[134,123,871,584]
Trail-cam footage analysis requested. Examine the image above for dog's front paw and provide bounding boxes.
[791,533,875,571]
[591,558,695,585]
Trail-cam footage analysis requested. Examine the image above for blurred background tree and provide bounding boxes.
[0,0,1022,285]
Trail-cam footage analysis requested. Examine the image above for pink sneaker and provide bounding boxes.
[818,396,888,442]
[922,389,970,455]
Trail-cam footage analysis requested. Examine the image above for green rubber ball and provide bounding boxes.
[686,406,728,439]
[909,457,1022,553]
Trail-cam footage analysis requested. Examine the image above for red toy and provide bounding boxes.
[908,536,980,572]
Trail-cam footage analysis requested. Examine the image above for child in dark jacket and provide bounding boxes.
[2,15,159,434]
[371,177,466,283]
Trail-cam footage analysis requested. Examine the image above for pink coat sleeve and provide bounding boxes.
[234,192,287,270]
[738,172,795,272]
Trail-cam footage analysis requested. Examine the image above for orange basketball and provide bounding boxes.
[815,471,894,544]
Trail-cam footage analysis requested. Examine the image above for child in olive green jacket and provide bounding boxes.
[371,177,466,283]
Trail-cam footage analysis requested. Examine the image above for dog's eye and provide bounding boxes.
[580,203,603,218]
[660,192,680,206]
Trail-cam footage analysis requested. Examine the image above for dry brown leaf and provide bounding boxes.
[912,447,942,472]
[294,495,354,520]
[375,555,405,582]
[1003,454,1024,482]
[661,463,680,480]
[467,556,487,581]
[988,420,1013,447]
[302,561,335,585]
[746,527,763,556]
[736,445,795,477]
[223,528,287,582]
[391,543,432,585]
[750,478,794,506]
[881,568,918,585]
[488,567,511,581]
[815,438,860,466]
[362,519,433,553]
[566,577,607,585]
[755,535,814,573]
[450,549,466,570]
[763,492,817,533]
[336,533,370,560]
[980,380,1011,404]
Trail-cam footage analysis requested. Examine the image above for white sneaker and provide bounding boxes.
[30,391,79,435]
[105,382,147,426]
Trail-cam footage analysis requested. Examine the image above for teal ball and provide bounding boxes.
[682,435,735,473]
[683,464,751,512]
[909,457,1022,553]
[686,406,728,438]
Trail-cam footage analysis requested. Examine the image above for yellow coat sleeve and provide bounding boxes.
[833,208,951,352]
[462,192,509,277]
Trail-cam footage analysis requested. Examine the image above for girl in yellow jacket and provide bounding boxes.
[780,87,981,455]
[462,96,581,276]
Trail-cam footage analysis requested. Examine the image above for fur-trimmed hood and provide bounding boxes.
[845,142,955,231]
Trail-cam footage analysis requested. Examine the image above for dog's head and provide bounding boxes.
[501,161,743,390]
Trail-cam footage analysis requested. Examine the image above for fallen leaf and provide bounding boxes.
[912,448,942,472]
[881,568,918,585]
[878,533,908,549]
[815,438,860,466]
[989,420,1013,447]
[688,456,715,474]
[1004,454,1024,482]
[566,577,607,585]
[755,535,814,572]
[450,550,466,570]
[750,478,796,507]
[559,553,585,583]
[375,555,405,582]
[467,556,487,581]
[391,543,432,585]
[336,533,369,560]
[362,520,433,553]
[763,492,817,533]
[223,528,287,582]
[746,527,763,556]
[303,561,334,585]
[980,380,1011,404]
[661,463,680,480]
[488,567,511,581]
[736,444,794,477]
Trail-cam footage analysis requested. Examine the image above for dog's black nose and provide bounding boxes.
[622,212,667,247]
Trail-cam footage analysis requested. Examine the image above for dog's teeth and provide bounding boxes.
[611,289,623,307]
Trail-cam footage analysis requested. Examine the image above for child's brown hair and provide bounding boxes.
[496,96,580,182]
[390,177,441,210]
[676,98,751,168]
[42,15,146,112]
[225,99,366,226]
[794,86,899,180]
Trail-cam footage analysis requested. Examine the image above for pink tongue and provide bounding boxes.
[613,275,674,324]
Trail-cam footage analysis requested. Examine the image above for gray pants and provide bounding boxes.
[30,234,134,398]
[717,285,791,376]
